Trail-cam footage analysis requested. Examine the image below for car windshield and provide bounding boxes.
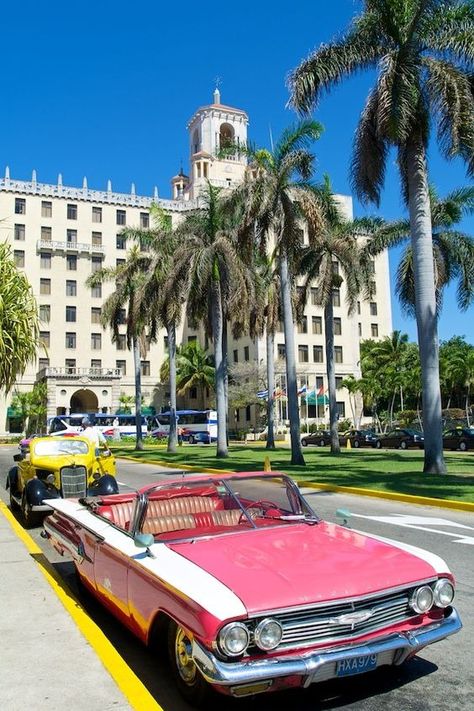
[34,439,89,456]
[144,475,319,541]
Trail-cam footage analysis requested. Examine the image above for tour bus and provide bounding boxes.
[149,409,218,444]
[47,413,148,439]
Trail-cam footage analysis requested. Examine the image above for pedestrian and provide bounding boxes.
[81,416,110,456]
[178,426,184,446]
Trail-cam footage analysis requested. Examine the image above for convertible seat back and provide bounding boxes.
[97,495,221,530]
[142,513,196,534]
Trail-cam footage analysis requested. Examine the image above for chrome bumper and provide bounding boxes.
[192,607,461,690]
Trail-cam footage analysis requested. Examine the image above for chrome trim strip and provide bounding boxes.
[192,607,461,688]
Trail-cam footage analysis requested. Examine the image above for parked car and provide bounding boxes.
[301,430,332,446]
[186,431,216,444]
[339,429,379,448]
[43,470,461,707]
[442,427,474,451]
[6,436,118,527]
[375,428,424,449]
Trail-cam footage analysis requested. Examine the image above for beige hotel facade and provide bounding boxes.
[0,90,392,434]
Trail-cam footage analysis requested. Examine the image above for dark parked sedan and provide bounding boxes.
[301,430,332,447]
[375,428,424,449]
[442,428,474,451]
[339,430,379,448]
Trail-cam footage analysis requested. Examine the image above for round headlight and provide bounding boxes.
[433,579,455,608]
[410,585,434,614]
[218,622,249,657]
[46,473,55,484]
[254,618,283,651]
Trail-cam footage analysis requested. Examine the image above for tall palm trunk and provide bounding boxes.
[167,321,177,453]
[324,301,340,454]
[132,337,143,451]
[406,142,446,474]
[223,318,229,445]
[266,327,276,449]
[279,253,304,465]
[211,276,228,457]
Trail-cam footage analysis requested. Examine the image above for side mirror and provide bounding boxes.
[336,508,352,527]
[134,532,154,548]
[13,453,24,462]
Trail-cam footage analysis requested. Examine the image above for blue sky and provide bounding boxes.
[1,0,472,343]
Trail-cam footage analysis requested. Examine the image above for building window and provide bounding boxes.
[336,401,346,418]
[313,345,324,363]
[297,316,308,334]
[370,280,377,295]
[65,332,76,348]
[116,360,126,375]
[92,206,102,223]
[116,234,127,249]
[66,280,77,296]
[91,256,102,272]
[357,300,361,315]
[67,229,77,244]
[116,209,126,225]
[65,305,76,322]
[15,198,26,214]
[332,289,341,307]
[41,226,52,241]
[245,405,251,421]
[277,343,286,359]
[14,224,25,240]
[67,204,77,220]
[91,333,102,350]
[91,283,102,298]
[233,349,238,363]
[91,307,102,324]
[189,387,197,399]
[163,336,168,350]
[312,316,322,335]
[91,359,101,369]
[116,258,125,267]
[117,334,127,350]
[66,255,77,271]
[332,261,339,275]
[40,252,51,269]
[40,278,51,295]
[41,200,52,217]
[358,322,362,337]
[298,345,309,363]
[39,305,50,323]
[370,301,378,316]
[336,376,343,389]
[92,231,102,246]
[14,250,25,267]
[38,357,49,370]
[116,308,126,325]
[334,317,342,335]
[335,346,343,363]
[244,346,250,361]
[40,331,50,347]
[371,323,379,337]
[141,360,150,376]
[310,287,320,305]
[65,358,76,373]
[369,260,376,274]
[140,212,149,229]
[187,335,197,343]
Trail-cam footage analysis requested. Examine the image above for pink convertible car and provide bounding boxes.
[43,471,461,707]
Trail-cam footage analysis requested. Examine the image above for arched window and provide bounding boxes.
[219,123,234,150]
[192,129,200,155]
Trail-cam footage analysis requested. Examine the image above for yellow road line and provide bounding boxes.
[0,501,163,711]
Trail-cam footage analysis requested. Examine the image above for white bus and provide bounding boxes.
[150,409,218,444]
[47,413,148,438]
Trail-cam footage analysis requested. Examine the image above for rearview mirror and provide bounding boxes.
[134,533,154,548]
[336,508,352,527]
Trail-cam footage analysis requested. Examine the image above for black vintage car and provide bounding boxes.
[442,428,474,451]
[339,430,379,448]
[375,428,424,450]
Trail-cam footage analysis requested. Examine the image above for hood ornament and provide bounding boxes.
[328,609,374,630]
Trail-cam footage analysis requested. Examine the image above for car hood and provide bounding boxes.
[168,522,441,615]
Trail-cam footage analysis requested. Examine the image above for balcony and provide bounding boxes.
[37,240,105,255]
[38,367,122,380]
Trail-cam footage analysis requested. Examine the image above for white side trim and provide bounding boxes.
[45,498,247,620]
[353,528,451,575]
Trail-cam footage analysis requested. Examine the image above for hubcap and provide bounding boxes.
[175,627,196,684]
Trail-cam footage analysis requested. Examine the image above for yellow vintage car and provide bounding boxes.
[6,436,118,527]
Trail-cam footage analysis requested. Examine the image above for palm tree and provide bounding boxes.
[167,183,254,458]
[226,121,324,465]
[289,0,474,473]
[370,331,410,428]
[86,246,151,451]
[0,242,39,392]
[160,341,215,408]
[341,375,363,429]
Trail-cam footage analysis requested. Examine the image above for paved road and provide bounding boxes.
[2,446,473,710]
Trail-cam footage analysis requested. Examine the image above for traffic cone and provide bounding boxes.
[346,438,351,449]
[264,456,271,471]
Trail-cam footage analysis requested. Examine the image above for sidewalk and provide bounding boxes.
[0,503,133,711]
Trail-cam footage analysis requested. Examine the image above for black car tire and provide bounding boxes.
[188,435,195,445]
[375,440,382,449]
[400,440,408,450]
[168,619,214,708]
[459,441,468,452]
[319,439,326,447]
[301,439,308,447]
[353,440,360,448]
[21,492,42,529]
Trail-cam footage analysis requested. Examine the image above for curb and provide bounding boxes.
[0,501,163,711]
[116,454,474,513]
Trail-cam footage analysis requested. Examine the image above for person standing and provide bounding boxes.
[81,416,110,455]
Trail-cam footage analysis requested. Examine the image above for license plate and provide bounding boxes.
[336,653,377,677]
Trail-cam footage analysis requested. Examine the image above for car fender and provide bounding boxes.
[6,465,19,491]
[24,478,60,506]
[87,474,119,496]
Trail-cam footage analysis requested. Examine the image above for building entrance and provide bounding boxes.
[70,389,98,413]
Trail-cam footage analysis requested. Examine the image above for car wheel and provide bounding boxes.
[301,439,308,447]
[459,441,467,452]
[319,439,325,447]
[400,440,408,450]
[188,435,195,445]
[353,440,360,448]
[168,620,213,707]
[21,493,41,529]
[375,440,382,449]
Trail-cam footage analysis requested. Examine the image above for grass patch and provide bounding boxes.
[111,444,474,503]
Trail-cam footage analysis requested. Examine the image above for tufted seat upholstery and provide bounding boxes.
[142,513,196,534]
[146,496,220,518]
[99,502,134,529]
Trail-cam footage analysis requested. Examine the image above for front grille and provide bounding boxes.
[60,466,87,498]
[250,586,424,652]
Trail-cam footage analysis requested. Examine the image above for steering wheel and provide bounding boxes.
[238,500,279,523]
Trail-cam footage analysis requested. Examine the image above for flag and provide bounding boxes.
[317,385,325,396]
[256,389,268,399]
[298,384,307,396]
